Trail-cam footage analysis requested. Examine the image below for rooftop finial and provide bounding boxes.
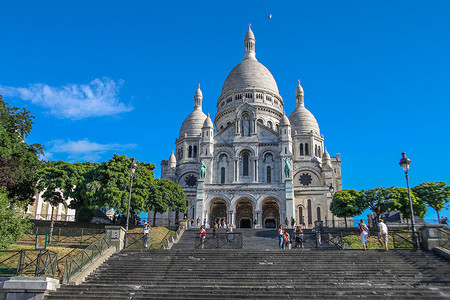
[194,83,203,109]
[244,24,256,60]
[198,83,200,89]
[295,79,304,107]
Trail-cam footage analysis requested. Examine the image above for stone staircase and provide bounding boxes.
[46,229,450,299]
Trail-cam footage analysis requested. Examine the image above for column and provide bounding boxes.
[232,210,236,228]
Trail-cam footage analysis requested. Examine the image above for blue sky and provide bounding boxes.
[1,1,449,220]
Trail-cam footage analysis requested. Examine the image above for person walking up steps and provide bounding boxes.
[358,219,369,251]
[377,219,389,250]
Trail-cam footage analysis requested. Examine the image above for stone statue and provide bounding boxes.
[199,160,207,179]
[284,158,292,179]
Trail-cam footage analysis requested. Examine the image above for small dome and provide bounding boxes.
[195,84,203,99]
[179,109,207,138]
[288,106,320,135]
[220,59,279,97]
[245,26,255,41]
[280,113,290,126]
[168,151,176,163]
[203,113,214,128]
[323,148,330,160]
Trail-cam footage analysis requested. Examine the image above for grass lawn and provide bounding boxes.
[1,226,174,279]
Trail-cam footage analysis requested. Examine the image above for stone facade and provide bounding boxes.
[161,26,342,228]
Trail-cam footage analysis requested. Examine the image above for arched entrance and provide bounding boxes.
[262,199,280,228]
[236,199,253,228]
[210,199,228,227]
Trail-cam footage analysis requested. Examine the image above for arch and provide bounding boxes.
[210,198,229,227]
[267,121,273,129]
[317,207,321,221]
[300,143,304,156]
[262,198,280,228]
[188,145,193,158]
[298,205,306,227]
[257,119,264,124]
[235,198,254,228]
[305,143,309,155]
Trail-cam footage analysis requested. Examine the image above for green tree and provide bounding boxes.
[359,187,393,222]
[0,95,44,206]
[0,189,33,249]
[388,187,426,218]
[412,181,450,221]
[330,189,362,228]
[149,178,186,226]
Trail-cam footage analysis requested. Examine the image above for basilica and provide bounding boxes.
[161,26,342,229]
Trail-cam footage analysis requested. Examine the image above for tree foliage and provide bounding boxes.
[330,189,362,227]
[0,95,44,205]
[359,187,393,221]
[0,189,33,249]
[412,181,450,221]
[387,187,426,219]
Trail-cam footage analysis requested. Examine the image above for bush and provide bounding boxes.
[0,190,33,249]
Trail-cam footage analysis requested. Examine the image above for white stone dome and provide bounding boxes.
[220,59,279,97]
[203,113,214,128]
[179,108,207,138]
[280,113,290,126]
[289,106,320,135]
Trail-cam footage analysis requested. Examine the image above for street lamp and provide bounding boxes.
[329,184,335,228]
[399,152,418,249]
[124,157,138,249]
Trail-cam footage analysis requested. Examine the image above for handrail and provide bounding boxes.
[63,233,111,284]
[436,228,450,250]
[0,250,57,277]
[392,231,415,249]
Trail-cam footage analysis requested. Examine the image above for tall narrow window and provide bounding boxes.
[317,207,321,221]
[188,146,192,158]
[318,146,321,157]
[267,166,271,183]
[307,199,312,225]
[300,144,304,156]
[305,143,309,156]
[193,145,197,158]
[315,145,318,156]
[285,147,287,154]
[243,154,249,176]
[221,167,225,184]
[299,207,304,225]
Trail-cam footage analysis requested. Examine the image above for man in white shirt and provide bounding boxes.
[377,219,389,250]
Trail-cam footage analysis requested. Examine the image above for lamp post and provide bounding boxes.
[399,152,418,249]
[329,184,335,228]
[124,157,138,249]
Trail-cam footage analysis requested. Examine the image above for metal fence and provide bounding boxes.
[30,214,76,222]
[436,228,450,250]
[16,227,106,247]
[125,230,173,250]
[194,233,243,249]
[63,233,111,284]
[0,249,57,277]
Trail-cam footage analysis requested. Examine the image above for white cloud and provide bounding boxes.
[46,139,137,161]
[1,78,133,119]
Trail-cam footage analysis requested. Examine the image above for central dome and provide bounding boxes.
[220,59,279,96]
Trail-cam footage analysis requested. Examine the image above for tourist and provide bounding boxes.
[228,223,233,233]
[142,222,150,249]
[285,217,289,228]
[283,231,291,249]
[278,225,284,249]
[377,219,389,250]
[291,217,295,229]
[295,225,304,249]
[191,219,194,228]
[200,225,206,249]
[196,217,200,228]
[357,219,369,251]
[203,219,207,227]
